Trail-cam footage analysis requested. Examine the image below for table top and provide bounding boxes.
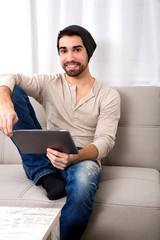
[0,206,61,240]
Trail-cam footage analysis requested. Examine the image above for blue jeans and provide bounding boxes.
[58,161,101,240]
[11,86,101,240]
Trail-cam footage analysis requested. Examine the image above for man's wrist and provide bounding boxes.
[70,153,80,164]
[70,144,99,164]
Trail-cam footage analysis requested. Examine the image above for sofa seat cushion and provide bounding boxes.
[82,166,160,240]
[1,164,159,208]
[98,166,160,207]
[0,164,65,208]
[1,164,160,239]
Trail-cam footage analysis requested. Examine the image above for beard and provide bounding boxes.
[62,61,88,77]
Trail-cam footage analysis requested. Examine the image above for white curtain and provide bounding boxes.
[0,0,160,86]
[0,0,32,73]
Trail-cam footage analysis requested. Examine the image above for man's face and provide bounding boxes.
[59,35,88,77]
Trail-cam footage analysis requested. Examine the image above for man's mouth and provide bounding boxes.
[65,62,80,70]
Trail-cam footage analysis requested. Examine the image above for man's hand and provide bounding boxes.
[46,148,78,170]
[46,144,99,170]
[0,86,18,137]
[0,107,18,137]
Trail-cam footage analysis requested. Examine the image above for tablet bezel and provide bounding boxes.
[12,129,78,154]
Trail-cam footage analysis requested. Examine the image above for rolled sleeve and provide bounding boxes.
[0,73,54,100]
[0,74,16,91]
[0,73,42,98]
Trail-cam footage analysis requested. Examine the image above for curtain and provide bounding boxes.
[0,0,160,86]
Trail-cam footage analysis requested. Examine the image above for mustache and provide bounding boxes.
[64,61,80,66]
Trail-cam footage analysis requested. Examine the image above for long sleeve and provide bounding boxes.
[0,73,57,102]
[92,88,120,159]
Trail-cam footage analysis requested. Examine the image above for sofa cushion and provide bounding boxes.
[0,133,21,164]
[116,86,160,126]
[83,203,160,240]
[0,164,65,208]
[107,127,160,170]
[106,86,160,171]
[99,166,160,207]
[1,164,159,211]
[82,165,160,240]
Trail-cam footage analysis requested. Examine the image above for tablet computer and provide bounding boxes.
[12,130,78,154]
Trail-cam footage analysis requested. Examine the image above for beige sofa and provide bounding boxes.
[0,86,160,240]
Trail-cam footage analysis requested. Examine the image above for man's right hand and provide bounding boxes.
[0,86,18,137]
[0,108,18,137]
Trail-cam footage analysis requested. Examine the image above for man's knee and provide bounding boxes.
[11,85,28,104]
[66,161,101,206]
[75,160,101,186]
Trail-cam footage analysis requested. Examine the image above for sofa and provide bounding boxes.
[0,86,160,240]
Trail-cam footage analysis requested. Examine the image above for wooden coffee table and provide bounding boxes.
[0,206,61,240]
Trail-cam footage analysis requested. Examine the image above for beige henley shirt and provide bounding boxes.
[0,73,120,162]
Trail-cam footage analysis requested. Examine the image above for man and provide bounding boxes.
[0,25,120,239]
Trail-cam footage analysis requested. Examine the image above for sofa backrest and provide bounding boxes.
[106,86,160,171]
[0,86,160,171]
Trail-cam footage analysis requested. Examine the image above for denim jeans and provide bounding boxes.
[11,86,56,184]
[57,161,101,240]
[11,86,101,240]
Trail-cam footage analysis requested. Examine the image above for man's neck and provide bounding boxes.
[66,66,94,88]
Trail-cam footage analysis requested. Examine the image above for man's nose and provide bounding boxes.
[67,51,76,61]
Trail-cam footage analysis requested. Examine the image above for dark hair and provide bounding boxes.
[57,25,97,61]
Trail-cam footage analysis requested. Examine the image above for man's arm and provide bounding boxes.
[47,144,98,170]
[0,73,53,136]
[0,73,52,101]
[0,86,18,137]
[92,88,120,159]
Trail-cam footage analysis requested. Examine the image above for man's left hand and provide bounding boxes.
[46,148,78,170]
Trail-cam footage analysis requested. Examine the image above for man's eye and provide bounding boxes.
[75,48,81,52]
[60,50,67,54]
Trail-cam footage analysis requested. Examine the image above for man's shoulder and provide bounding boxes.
[38,73,67,88]
[94,79,120,98]
[42,72,65,81]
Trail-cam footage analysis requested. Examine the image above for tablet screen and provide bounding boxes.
[12,130,78,154]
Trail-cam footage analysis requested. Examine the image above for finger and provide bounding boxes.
[47,152,63,164]
[1,117,8,135]
[47,153,67,169]
[47,149,61,157]
[7,114,18,137]
[47,148,67,158]
[13,114,19,125]
[2,116,12,136]
[6,120,13,137]
[48,157,65,170]
[52,162,66,170]
[4,113,18,137]
[0,114,7,134]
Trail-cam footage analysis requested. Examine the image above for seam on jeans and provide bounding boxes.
[33,169,55,184]
[18,183,35,198]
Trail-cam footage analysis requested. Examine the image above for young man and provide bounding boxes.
[0,25,120,240]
